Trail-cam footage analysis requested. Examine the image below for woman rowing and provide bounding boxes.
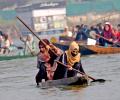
[102,22,114,46]
[35,39,62,86]
[53,41,85,80]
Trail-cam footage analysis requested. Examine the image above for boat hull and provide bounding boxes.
[40,76,88,88]
[81,45,120,54]
[54,42,120,55]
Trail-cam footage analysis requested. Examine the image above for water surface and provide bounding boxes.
[0,54,120,100]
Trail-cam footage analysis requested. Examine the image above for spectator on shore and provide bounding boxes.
[0,34,11,54]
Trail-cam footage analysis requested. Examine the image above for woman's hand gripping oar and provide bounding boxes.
[94,33,120,47]
[55,60,106,83]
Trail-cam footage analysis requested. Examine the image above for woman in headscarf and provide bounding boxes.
[35,39,62,86]
[103,22,114,46]
[53,41,85,80]
[36,39,51,85]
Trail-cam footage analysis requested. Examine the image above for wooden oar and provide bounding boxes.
[16,16,58,57]
[94,33,120,47]
[56,60,106,83]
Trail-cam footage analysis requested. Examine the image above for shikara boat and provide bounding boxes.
[54,42,120,55]
[39,76,88,88]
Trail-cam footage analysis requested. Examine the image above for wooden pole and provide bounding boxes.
[56,60,106,82]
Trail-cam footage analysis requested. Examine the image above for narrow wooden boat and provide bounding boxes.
[81,45,120,54]
[54,42,120,55]
[39,76,88,88]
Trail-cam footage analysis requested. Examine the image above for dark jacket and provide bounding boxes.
[53,53,85,80]
[36,60,48,84]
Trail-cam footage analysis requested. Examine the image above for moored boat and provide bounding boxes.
[80,45,120,54]
[54,42,120,55]
[39,76,88,88]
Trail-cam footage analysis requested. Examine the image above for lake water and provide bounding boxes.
[0,54,120,100]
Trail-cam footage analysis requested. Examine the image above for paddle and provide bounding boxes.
[55,60,106,83]
[16,16,58,57]
[94,33,120,47]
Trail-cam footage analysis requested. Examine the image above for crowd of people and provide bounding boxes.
[60,22,120,47]
[1,27,87,86]
[35,22,120,86]
[0,28,87,85]
[1,22,120,86]
[0,30,36,55]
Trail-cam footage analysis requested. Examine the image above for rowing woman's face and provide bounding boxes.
[39,45,46,53]
[71,48,79,57]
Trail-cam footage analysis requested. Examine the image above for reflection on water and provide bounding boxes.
[0,54,120,100]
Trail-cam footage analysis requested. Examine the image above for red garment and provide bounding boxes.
[38,51,50,62]
[103,24,114,39]
[116,32,120,42]
[37,51,53,80]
